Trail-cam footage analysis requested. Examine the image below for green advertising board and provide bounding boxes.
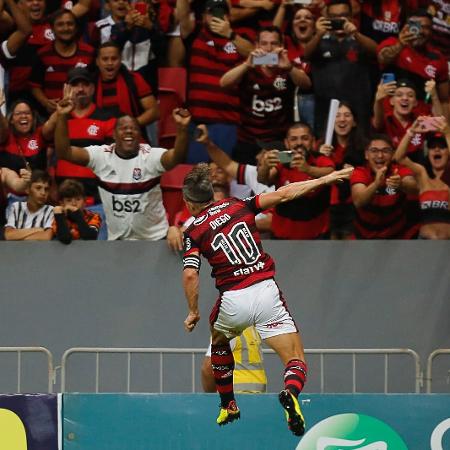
[62,394,450,450]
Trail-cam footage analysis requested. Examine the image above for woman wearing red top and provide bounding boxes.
[319,101,366,239]
[0,92,56,174]
[274,3,316,129]
[394,115,450,239]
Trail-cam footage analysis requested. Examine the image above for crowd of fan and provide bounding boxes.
[0,0,449,243]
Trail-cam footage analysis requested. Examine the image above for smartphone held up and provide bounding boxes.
[253,53,279,66]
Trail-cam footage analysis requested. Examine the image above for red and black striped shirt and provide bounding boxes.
[188,29,243,124]
[271,155,335,239]
[183,196,275,293]
[237,67,295,144]
[351,164,414,239]
[0,127,48,173]
[1,22,54,94]
[29,41,95,100]
[56,105,116,204]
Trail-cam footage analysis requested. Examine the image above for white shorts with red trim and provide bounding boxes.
[212,279,297,340]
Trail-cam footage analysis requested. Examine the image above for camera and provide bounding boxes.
[253,53,279,66]
[329,18,345,30]
[407,19,421,35]
[278,151,293,165]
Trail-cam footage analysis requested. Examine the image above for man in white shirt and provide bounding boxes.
[54,87,191,240]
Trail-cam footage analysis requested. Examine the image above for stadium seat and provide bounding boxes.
[158,68,187,148]
[161,163,194,225]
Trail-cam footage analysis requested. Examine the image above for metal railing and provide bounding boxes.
[426,348,450,393]
[0,347,54,393]
[60,347,422,393]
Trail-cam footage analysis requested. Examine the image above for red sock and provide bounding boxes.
[211,343,235,407]
[284,359,307,397]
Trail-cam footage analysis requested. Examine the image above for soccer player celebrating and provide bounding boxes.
[181,162,352,436]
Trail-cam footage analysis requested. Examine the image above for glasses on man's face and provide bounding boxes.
[368,147,392,155]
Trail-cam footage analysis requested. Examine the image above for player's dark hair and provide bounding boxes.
[183,163,214,204]
[31,170,51,186]
[58,179,85,200]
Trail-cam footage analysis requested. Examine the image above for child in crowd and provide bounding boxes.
[4,170,54,241]
[53,179,102,244]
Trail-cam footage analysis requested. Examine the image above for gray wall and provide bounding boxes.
[0,241,448,393]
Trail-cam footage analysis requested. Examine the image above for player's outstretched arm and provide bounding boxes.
[258,167,353,210]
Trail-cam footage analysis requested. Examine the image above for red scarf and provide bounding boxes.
[95,72,136,117]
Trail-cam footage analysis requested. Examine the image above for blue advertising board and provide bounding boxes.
[0,394,59,450]
[62,393,450,450]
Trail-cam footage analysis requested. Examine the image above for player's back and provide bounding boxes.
[184,196,275,293]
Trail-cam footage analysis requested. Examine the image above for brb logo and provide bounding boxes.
[252,95,282,116]
[112,195,141,213]
[296,413,408,450]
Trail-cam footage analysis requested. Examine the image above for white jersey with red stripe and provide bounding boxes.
[86,143,168,240]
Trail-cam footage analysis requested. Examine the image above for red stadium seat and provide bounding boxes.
[161,163,194,225]
[158,68,187,148]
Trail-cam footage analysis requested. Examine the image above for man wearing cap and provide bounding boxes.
[55,67,116,239]
[185,0,253,162]
[377,9,449,120]
[373,77,445,163]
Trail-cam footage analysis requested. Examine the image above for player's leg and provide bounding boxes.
[253,279,307,436]
[210,328,240,425]
[264,332,307,436]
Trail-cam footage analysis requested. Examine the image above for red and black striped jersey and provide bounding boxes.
[183,196,275,293]
[237,68,295,144]
[95,72,152,117]
[56,105,116,204]
[1,22,54,94]
[351,163,414,239]
[187,28,243,124]
[29,42,95,100]
[271,155,335,239]
[0,127,48,173]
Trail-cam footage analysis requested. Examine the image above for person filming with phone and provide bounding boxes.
[257,122,335,239]
[303,0,377,136]
[377,9,449,120]
[220,25,311,165]
[393,115,450,240]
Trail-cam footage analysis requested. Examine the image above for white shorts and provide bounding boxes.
[212,279,298,340]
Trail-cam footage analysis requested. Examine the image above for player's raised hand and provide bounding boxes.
[184,311,200,332]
